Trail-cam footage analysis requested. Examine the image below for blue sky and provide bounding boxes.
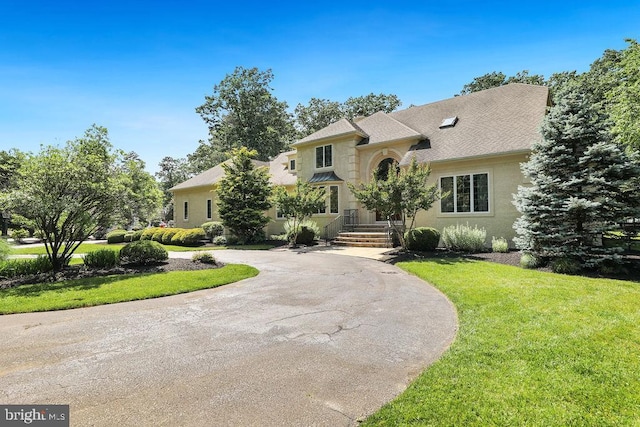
[1,1,638,173]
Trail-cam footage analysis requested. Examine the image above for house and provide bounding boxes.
[170,83,551,246]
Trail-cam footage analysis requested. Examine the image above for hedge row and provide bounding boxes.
[139,227,207,246]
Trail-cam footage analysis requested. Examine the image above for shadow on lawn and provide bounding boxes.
[3,273,156,298]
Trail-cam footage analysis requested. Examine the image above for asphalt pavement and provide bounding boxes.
[0,249,457,426]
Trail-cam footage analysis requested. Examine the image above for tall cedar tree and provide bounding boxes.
[217,147,272,243]
[513,84,639,271]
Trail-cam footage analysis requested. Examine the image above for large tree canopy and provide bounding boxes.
[155,156,193,220]
[118,151,163,228]
[195,66,296,169]
[608,39,640,150]
[459,70,546,95]
[2,126,121,270]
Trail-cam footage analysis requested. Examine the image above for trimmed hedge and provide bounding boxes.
[140,227,162,240]
[201,222,224,240]
[106,229,128,244]
[405,227,440,251]
[83,249,120,269]
[161,228,181,244]
[119,240,168,265]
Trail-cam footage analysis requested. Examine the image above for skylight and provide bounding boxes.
[439,116,458,128]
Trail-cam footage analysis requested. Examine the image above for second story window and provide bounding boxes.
[315,145,332,168]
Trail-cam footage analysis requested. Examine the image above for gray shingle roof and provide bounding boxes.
[394,83,550,165]
[356,111,423,145]
[169,151,295,192]
[295,118,367,145]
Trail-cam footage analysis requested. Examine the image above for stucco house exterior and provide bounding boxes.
[170,83,551,246]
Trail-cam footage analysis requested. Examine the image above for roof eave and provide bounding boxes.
[292,130,367,147]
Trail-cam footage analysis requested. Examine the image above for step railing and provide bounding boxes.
[323,215,343,245]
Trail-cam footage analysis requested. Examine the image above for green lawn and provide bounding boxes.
[10,242,274,255]
[0,264,258,314]
[365,258,640,426]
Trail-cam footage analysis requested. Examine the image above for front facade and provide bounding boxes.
[170,83,550,245]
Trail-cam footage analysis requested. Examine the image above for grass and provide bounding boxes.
[0,264,258,314]
[10,242,275,255]
[365,258,640,426]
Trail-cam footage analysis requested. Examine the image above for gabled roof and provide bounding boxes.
[294,118,368,145]
[394,83,550,165]
[169,151,296,192]
[355,111,424,145]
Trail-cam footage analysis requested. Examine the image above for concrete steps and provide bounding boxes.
[333,225,392,248]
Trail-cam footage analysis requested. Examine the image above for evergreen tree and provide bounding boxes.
[513,84,640,271]
[217,147,272,243]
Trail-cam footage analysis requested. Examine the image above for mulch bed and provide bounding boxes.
[0,258,221,290]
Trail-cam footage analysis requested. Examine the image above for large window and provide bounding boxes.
[315,185,339,214]
[440,173,489,213]
[315,145,332,168]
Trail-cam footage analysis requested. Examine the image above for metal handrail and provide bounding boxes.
[323,215,343,246]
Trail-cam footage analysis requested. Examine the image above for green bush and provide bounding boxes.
[0,256,53,278]
[202,222,224,240]
[192,252,216,264]
[212,235,227,245]
[152,229,167,242]
[491,237,510,253]
[119,240,168,265]
[551,257,582,275]
[284,220,320,245]
[161,228,181,244]
[11,228,29,242]
[140,227,162,240]
[106,229,128,244]
[180,228,206,246]
[83,249,120,269]
[405,227,440,251]
[0,238,10,262]
[171,230,187,245]
[441,223,487,253]
[124,229,144,242]
[519,252,539,269]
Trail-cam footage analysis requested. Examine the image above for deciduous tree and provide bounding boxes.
[348,157,440,249]
[272,180,326,246]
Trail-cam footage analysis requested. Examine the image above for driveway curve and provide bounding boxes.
[0,249,457,426]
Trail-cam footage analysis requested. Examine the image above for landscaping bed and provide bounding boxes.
[0,258,221,290]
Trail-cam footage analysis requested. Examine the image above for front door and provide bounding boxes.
[375,157,401,222]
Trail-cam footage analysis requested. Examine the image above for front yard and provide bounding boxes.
[365,258,640,426]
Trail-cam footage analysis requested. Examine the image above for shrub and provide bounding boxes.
[0,239,10,262]
[171,230,187,245]
[152,229,166,242]
[202,222,224,241]
[225,235,240,245]
[180,228,206,246]
[161,228,181,245]
[83,249,120,269]
[0,256,53,278]
[106,229,128,244]
[405,227,440,251]
[192,252,216,264]
[130,229,144,241]
[140,227,161,240]
[519,252,539,269]
[441,223,487,253]
[551,257,582,275]
[11,228,29,242]
[284,220,320,245]
[491,237,509,253]
[213,235,227,246]
[119,240,168,265]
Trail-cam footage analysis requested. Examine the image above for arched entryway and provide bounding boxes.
[374,157,401,221]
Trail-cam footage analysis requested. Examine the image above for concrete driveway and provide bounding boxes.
[0,249,457,426]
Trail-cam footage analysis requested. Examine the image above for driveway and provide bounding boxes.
[0,250,457,426]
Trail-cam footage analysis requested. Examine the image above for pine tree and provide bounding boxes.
[217,147,272,243]
[513,84,639,271]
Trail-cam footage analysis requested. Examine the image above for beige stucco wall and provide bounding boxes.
[172,186,291,237]
[412,153,528,248]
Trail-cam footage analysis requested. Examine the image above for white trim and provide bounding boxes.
[206,199,212,220]
[315,144,334,170]
[438,171,491,215]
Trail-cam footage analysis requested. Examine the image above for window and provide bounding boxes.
[440,173,489,213]
[329,185,339,214]
[316,186,326,214]
[206,199,212,220]
[315,145,332,168]
[289,159,296,171]
[183,201,189,220]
